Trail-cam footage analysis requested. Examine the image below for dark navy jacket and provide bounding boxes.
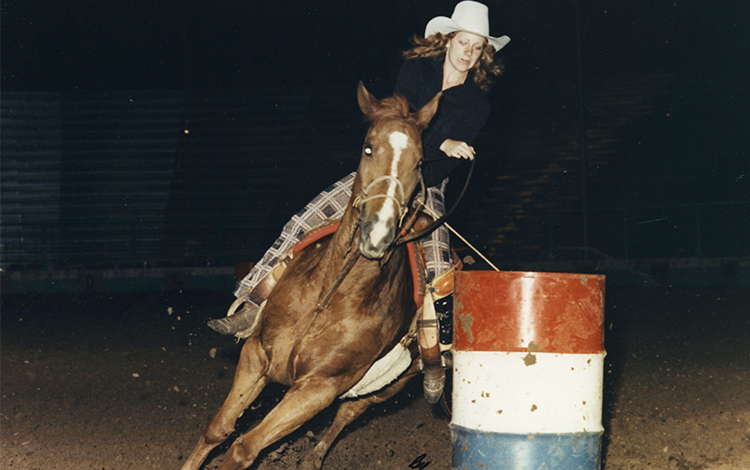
[394,57,491,188]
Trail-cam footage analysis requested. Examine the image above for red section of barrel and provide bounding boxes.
[453,270,605,354]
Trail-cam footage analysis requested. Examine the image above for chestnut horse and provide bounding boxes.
[180,83,441,470]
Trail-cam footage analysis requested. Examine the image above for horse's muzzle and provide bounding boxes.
[358,218,396,259]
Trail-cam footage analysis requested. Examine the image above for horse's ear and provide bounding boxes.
[414,92,442,131]
[357,81,378,118]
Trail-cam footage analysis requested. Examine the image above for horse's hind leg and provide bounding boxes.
[299,361,420,470]
[180,337,269,470]
[215,376,345,470]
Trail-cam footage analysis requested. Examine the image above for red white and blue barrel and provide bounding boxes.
[451,271,606,470]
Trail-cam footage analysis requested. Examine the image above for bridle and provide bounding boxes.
[353,155,476,246]
[314,156,474,315]
[352,174,409,225]
[353,152,475,243]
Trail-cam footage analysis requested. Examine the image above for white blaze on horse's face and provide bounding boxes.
[358,125,419,260]
[355,83,441,260]
[366,131,408,251]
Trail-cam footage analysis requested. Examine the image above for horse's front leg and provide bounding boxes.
[299,360,420,470]
[180,337,269,470]
[216,376,345,470]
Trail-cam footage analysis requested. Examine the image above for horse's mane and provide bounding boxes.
[366,94,418,125]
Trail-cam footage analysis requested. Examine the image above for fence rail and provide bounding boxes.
[2,201,747,271]
[3,86,748,272]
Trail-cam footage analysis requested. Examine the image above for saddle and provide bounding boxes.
[293,220,427,308]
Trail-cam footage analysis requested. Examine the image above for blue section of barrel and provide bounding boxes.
[451,425,603,470]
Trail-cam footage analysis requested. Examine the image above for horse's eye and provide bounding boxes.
[363,144,373,157]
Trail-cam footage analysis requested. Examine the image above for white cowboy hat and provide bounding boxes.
[425,1,510,52]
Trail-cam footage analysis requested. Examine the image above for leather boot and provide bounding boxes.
[206,257,290,336]
[420,332,446,404]
[418,287,446,404]
[207,300,261,335]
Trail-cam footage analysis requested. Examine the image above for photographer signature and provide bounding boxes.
[408,453,430,469]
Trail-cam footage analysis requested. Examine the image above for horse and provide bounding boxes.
[180,82,442,470]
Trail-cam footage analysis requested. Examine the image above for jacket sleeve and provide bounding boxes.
[394,59,492,187]
[420,99,490,187]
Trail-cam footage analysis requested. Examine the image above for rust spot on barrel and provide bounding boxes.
[523,352,537,366]
[459,313,474,343]
[523,341,539,366]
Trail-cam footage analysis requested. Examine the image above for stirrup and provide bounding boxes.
[207,298,263,336]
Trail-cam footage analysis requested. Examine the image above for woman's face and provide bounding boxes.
[446,31,487,73]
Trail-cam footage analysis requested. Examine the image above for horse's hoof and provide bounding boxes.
[207,302,260,335]
[423,367,445,404]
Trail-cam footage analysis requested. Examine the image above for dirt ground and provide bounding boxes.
[1,286,749,470]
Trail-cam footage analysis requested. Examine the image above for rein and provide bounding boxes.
[314,248,361,314]
[315,155,475,311]
[287,242,361,384]
[396,157,475,245]
[397,170,427,237]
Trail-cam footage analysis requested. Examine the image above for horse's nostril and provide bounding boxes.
[359,219,395,259]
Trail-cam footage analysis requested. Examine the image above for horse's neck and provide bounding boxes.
[312,176,362,285]
[320,204,358,267]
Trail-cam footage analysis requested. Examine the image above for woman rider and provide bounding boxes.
[208,1,509,343]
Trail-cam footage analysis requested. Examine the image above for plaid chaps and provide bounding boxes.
[234,172,451,299]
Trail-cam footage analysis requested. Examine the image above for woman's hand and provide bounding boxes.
[439,139,476,160]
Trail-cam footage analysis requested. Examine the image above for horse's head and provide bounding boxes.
[354,82,441,259]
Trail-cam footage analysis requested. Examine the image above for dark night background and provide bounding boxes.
[1,0,749,273]
[3,1,744,92]
[2,4,750,469]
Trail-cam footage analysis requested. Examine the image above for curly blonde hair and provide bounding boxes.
[403,32,503,93]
